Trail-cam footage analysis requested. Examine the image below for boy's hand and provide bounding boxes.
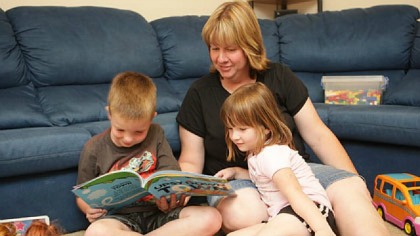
[85,208,107,223]
[156,193,187,213]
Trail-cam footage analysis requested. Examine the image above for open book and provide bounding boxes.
[72,170,235,212]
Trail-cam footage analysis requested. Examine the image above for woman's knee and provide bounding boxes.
[326,176,371,204]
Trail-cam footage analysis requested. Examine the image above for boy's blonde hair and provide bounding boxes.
[107,71,156,120]
[220,82,294,161]
[202,1,269,76]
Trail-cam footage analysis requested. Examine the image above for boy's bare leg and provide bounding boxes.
[85,218,142,236]
[327,176,390,236]
[147,205,222,236]
[84,205,221,236]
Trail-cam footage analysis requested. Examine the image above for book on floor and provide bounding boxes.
[0,215,50,236]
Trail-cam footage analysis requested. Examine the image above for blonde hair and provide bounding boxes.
[108,71,157,120]
[221,82,294,161]
[202,1,269,75]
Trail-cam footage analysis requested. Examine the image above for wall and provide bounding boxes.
[0,0,419,21]
[0,0,227,21]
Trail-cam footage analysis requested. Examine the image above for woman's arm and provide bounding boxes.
[178,126,206,173]
[294,98,357,174]
[273,168,335,235]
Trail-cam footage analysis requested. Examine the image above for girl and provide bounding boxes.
[216,82,337,236]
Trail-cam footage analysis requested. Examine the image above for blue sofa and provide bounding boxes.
[0,4,419,233]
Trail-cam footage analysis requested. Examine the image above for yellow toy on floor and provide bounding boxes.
[372,173,420,236]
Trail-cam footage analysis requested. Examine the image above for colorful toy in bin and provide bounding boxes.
[321,75,388,105]
[372,173,420,235]
[325,89,382,105]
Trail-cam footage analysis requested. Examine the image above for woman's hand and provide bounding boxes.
[155,193,187,213]
[85,208,107,223]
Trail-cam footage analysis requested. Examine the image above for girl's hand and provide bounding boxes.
[156,193,187,213]
[85,208,107,223]
[215,167,251,180]
[215,167,236,180]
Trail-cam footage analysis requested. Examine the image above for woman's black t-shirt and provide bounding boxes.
[176,62,309,176]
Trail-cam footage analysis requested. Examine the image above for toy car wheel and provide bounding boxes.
[404,220,416,236]
[377,206,385,220]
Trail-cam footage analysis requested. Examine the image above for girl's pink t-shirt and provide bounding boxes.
[247,145,332,219]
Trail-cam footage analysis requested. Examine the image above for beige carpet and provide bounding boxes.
[64,222,405,235]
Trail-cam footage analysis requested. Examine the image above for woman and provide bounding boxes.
[176,1,389,235]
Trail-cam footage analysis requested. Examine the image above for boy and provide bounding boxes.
[76,72,222,236]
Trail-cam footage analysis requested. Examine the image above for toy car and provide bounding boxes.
[372,173,420,236]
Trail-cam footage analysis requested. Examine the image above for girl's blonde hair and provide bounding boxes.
[202,1,269,76]
[108,71,157,120]
[221,82,294,161]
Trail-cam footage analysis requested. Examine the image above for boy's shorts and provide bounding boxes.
[207,163,359,207]
[102,207,182,234]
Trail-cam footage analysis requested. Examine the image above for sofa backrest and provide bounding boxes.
[277,5,419,72]
[0,8,52,129]
[276,5,420,103]
[411,21,420,69]
[4,6,165,126]
[0,9,26,89]
[7,6,163,87]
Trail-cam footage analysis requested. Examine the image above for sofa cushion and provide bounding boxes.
[39,78,180,126]
[411,21,420,68]
[327,105,420,148]
[71,112,180,153]
[71,121,110,136]
[0,127,91,177]
[153,78,182,113]
[153,112,180,152]
[0,8,27,88]
[6,6,164,86]
[151,16,211,81]
[276,5,419,72]
[259,19,281,62]
[0,85,51,129]
[384,70,420,107]
[38,84,109,126]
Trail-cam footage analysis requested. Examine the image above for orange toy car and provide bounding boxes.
[372,173,420,236]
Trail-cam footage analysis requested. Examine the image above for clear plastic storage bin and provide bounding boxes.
[321,75,388,105]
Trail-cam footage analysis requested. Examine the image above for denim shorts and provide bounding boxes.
[207,163,359,207]
[207,179,256,207]
[308,163,360,189]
